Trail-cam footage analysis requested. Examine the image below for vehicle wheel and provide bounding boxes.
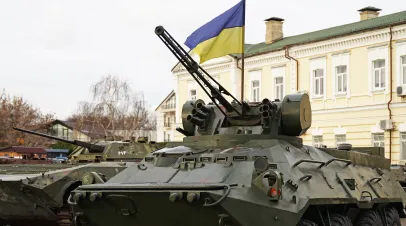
[354,209,384,226]
[330,214,352,226]
[383,206,401,226]
[296,219,318,226]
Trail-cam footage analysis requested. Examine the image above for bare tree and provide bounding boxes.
[69,75,154,141]
[0,90,55,147]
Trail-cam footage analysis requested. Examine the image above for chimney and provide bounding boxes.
[265,17,284,44]
[358,6,381,21]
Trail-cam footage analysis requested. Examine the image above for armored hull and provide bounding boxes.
[0,162,134,226]
[70,137,406,226]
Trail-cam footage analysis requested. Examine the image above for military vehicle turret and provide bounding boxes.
[69,26,406,226]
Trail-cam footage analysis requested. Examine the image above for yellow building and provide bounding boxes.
[157,6,406,164]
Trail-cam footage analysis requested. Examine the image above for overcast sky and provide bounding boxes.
[0,0,401,119]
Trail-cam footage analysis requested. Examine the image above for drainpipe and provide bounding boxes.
[388,26,393,162]
[285,46,299,91]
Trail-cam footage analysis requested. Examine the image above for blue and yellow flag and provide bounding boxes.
[185,0,245,64]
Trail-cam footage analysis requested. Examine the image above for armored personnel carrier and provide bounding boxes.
[0,128,163,226]
[68,26,406,226]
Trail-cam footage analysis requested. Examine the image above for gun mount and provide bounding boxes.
[13,127,105,153]
[155,26,311,138]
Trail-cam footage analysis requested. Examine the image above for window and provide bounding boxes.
[313,69,324,96]
[190,89,196,100]
[312,135,323,148]
[335,134,346,147]
[372,59,385,90]
[401,132,406,159]
[402,56,406,85]
[336,65,347,93]
[251,80,260,102]
[372,133,384,147]
[274,77,284,100]
[165,116,171,127]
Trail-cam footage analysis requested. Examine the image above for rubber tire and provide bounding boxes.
[330,214,353,226]
[297,219,318,226]
[354,210,384,226]
[383,206,401,226]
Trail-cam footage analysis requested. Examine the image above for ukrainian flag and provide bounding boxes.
[185,0,245,64]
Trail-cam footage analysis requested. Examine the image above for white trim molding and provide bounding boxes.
[370,122,384,134]
[312,127,323,136]
[271,66,286,100]
[310,56,327,101]
[399,122,406,132]
[331,52,350,99]
[334,127,346,135]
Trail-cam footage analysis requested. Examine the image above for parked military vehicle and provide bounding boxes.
[0,162,132,226]
[13,127,163,163]
[69,26,406,226]
[0,128,163,226]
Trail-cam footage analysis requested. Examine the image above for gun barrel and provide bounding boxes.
[186,115,205,127]
[13,127,105,153]
[13,127,77,144]
[155,25,240,115]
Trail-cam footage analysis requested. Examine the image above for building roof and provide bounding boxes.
[155,90,175,111]
[49,119,105,139]
[238,9,406,58]
[45,149,69,153]
[0,146,47,154]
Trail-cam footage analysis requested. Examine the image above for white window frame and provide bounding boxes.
[372,59,386,90]
[401,132,406,159]
[309,57,326,100]
[251,80,260,102]
[187,80,197,101]
[332,52,350,99]
[368,45,388,94]
[249,70,261,102]
[274,77,284,100]
[312,135,323,148]
[189,89,196,100]
[335,134,346,147]
[271,66,286,101]
[335,66,348,94]
[396,42,406,86]
[313,69,324,97]
[371,133,384,147]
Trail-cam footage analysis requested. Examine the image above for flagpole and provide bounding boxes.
[240,0,246,104]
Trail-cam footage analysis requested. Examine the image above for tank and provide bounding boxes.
[0,128,164,226]
[68,26,406,226]
[13,127,164,163]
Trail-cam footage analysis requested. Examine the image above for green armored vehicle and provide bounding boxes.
[14,127,162,163]
[68,26,406,226]
[0,128,163,226]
